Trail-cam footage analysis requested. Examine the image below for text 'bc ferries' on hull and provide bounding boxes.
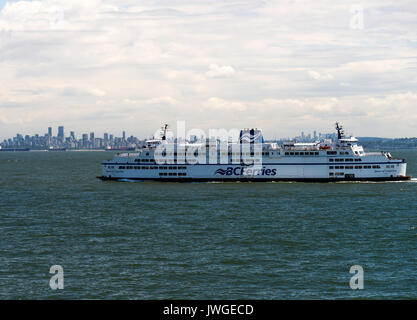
[98,123,411,182]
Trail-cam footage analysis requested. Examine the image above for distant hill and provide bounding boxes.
[358,137,417,149]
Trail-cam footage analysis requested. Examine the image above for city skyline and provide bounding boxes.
[0,123,388,150]
[0,1,417,139]
[0,125,143,150]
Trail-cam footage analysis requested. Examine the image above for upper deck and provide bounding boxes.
[103,123,405,165]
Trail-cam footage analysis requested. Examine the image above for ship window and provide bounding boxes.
[327,151,337,155]
[335,172,344,176]
[329,159,334,162]
[315,152,319,155]
[329,172,334,176]
[285,152,289,155]
[355,166,362,169]
[329,166,334,169]
[372,165,381,169]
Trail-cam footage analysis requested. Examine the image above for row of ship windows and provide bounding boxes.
[115,166,187,170]
[329,158,362,162]
[159,172,187,176]
[329,172,348,176]
[285,152,320,156]
[329,165,381,170]
[326,151,350,155]
[157,152,267,156]
[134,159,155,163]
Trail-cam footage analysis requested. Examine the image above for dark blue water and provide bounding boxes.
[1,150,416,299]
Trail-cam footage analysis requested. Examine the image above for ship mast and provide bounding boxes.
[161,124,168,141]
[335,122,344,140]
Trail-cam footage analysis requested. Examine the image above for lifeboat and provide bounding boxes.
[319,145,331,150]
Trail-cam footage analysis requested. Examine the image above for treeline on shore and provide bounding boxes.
[358,137,417,149]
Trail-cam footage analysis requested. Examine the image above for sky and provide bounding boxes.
[0,0,416,140]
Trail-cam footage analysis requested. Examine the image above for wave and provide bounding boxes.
[119,179,140,182]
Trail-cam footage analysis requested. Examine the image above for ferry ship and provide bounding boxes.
[98,123,411,182]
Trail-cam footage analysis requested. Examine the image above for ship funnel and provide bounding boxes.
[239,128,264,144]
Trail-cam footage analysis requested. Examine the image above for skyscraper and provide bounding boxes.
[48,127,52,137]
[82,134,88,147]
[58,126,64,140]
[122,131,126,141]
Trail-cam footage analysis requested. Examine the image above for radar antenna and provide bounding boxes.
[335,122,344,140]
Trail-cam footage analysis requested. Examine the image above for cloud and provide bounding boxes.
[206,64,236,78]
[308,70,334,81]
[204,97,246,111]
[145,96,178,105]
[0,0,416,139]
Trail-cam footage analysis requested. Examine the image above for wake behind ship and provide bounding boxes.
[98,123,411,182]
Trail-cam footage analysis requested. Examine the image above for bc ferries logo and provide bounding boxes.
[215,167,277,176]
[215,169,228,175]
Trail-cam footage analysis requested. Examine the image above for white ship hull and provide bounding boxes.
[99,154,409,182]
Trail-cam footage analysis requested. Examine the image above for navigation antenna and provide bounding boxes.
[335,122,344,140]
[161,124,168,141]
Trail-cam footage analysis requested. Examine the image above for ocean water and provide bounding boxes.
[0,150,416,299]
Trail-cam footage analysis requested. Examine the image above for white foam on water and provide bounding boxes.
[119,179,139,182]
